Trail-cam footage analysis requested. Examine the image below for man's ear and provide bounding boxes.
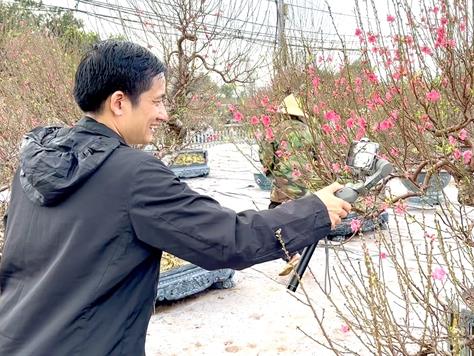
[109,91,127,116]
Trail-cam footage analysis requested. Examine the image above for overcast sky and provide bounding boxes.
[39,0,472,87]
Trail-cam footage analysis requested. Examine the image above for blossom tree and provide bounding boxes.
[237,0,474,353]
[125,0,268,146]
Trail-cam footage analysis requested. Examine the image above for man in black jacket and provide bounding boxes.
[0,40,351,356]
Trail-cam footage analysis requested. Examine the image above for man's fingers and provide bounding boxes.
[331,214,341,229]
[339,209,348,219]
[341,201,352,213]
[327,181,344,193]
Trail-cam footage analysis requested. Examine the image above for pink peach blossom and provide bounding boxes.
[331,163,341,173]
[394,201,407,215]
[421,46,432,55]
[267,105,278,113]
[453,149,462,160]
[292,168,302,179]
[459,129,468,141]
[355,127,366,140]
[366,71,379,84]
[233,111,243,122]
[426,90,441,102]
[312,77,320,92]
[250,116,259,125]
[340,324,350,334]
[463,150,472,165]
[379,251,388,259]
[432,266,447,281]
[425,232,436,242]
[368,33,377,44]
[260,96,270,106]
[390,147,399,157]
[321,124,332,135]
[312,104,320,115]
[386,15,395,23]
[261,115,271,127]
[265,127,274,141]
[324,111,341,122]
[346,117,355,129]
[338,136,347,145]
[350,219,362,233]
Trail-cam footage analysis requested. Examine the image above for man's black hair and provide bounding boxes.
[73,40,166,113]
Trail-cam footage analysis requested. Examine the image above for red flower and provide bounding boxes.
[426,90,441,102]
[421,46,433,55]
[324,110,341,122]
[250,116,259,125]
[340,324,350,334]
[453,149,462,160]
[346,117,355,129]
[261,115,271,127]
[321,124,332,134]
[367,33,377,44]
[463,150,472,165]
[390,147,399,157]
[260,96,270,106]
[394,201,407,215]
[233,111,243,122]
[312,77,320,92]
[432,266,447,281]
[292,168,302,179]
[265,127,274,141]
[350,219,362,233]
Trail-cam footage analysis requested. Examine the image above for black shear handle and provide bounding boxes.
[287,243,318,292]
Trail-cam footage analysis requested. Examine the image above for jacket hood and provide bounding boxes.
[19,117,123,206]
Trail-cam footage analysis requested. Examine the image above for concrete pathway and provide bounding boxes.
[145,143,462,356]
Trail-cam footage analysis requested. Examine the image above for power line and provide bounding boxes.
[262,0,377,20]
[27,1,363,52]
[75,0,359,40]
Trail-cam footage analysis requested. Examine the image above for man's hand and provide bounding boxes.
[314,182,352,229]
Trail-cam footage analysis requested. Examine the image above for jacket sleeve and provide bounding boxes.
[129,156,331,270]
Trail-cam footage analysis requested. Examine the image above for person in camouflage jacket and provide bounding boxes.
[259,94,319,204]
[259,94,320,275]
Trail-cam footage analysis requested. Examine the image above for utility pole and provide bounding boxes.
[275,0,288,71]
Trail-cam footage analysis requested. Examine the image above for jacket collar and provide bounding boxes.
[76,116,128,146]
